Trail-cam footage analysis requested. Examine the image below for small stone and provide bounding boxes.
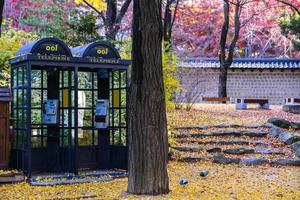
[269,127,282,138]
[267,117,291,129]
[199,171,209,177]
[179,179,188,185]
[243,157,269,166]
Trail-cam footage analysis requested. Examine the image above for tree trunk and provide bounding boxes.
[163,1,172,51]
[218,66,228,98]
[0,0,4,37]
[128,0,169,195]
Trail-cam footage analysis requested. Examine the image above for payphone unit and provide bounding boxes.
[42,99,59,125]
[95,99,109,129]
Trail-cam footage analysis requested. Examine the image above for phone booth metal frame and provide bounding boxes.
[10,38,130,178]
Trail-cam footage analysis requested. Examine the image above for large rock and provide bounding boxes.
[291,122,300,130]
[278,132,300,145]
[269,126,283,138]
[291,141,300,158]
[267,117,291,128]
[273,158,300,166]
[212,155,240,164]
[242,157,269,166]
[264,123,277,129]
[283,105,300,114]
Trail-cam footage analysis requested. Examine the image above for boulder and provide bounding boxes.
[291,141,300,158]
[296,149,300,158]
[291,122,300,130]
[291,141,300,152]
[212,155,241,164]
[267,117,291,128]
[269,127,283,138]
[283,105,300,114]
[278,132,300,145]
[264,123,277,128]
[242,157,269,166]
[273,158,300,166]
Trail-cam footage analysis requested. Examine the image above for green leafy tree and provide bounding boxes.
[0,23,37,86]
[119,40,180,110]
[19,0,102,47]
[280,13,300,51]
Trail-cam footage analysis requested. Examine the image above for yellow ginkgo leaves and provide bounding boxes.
[75,0,107,12]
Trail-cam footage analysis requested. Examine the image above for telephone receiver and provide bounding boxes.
[42,101,47,114]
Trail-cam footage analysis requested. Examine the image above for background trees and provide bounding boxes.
[128,0,169,195]
[0,0,4,36]
[281,13,300,51]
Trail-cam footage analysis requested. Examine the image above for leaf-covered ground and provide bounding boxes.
[0,105,299,199]
[0,161,299,200]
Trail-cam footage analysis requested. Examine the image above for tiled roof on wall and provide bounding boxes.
[0,87,12,102]
[180,58,300,69]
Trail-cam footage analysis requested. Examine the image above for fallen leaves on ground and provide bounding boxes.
[0,106,299,199]
[0,161,299,200]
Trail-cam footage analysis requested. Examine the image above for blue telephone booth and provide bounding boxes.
[10,38,130,177]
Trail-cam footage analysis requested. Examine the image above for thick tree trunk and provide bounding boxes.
[0,0,4,37]
[128,0,169,195]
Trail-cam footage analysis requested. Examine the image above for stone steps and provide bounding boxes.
[176,154,300,167]
[172,146,288,155]
[175,130,267,138]
[176,139,270,146]
[173,124,262,130]
[171,124,299,167]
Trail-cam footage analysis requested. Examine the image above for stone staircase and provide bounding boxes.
[171,125,300,166]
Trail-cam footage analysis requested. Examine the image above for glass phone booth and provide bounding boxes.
[10,38,130,178]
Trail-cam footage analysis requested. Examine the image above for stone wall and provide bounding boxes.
[178,67,300,105]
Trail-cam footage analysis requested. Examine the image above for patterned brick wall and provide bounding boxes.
[178,68,300,105]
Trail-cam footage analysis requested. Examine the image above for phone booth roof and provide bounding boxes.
[71,41,121,59]
[15,37,72,57]
[10,38,131,69]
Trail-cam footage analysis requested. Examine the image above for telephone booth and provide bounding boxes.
[10,38,130,177]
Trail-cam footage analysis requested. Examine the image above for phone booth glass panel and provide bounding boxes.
[10,38,130,177]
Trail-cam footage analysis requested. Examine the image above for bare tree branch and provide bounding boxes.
[116,0,132,24]
[171,0,180,29]
[275,0,300,15]
[82,0,106,23]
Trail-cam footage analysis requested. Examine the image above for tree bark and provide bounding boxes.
[219,0,241,98]
[0,0,4,37]
[128,0,169,195]
[163,0,180,52]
